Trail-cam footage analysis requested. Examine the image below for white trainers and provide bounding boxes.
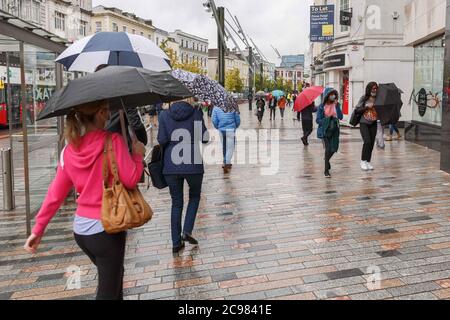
[366,162,374,170]
[361,161,369,171]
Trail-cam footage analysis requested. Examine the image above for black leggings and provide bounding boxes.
[323,138,335,171]
[360,122,378,162]
[302,119,313,140]
[269,108,276,119]
[74,231,126,300]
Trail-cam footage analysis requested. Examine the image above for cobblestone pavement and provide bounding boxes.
[1,105,450,300]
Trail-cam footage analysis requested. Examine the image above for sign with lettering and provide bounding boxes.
[310,5,335,42]
[418,88,427,117]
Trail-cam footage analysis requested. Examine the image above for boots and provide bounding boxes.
[223,164,232,174]
[385,134,393,141]
[396,133,402,140]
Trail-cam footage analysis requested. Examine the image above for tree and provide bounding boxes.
[225,68,244,93]
[160,40,204,74]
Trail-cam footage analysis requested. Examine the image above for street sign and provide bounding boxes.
[310,5,335,42]
[340,10,352,26]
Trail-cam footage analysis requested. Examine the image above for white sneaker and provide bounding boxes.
[366,162,374,170]
[361,161,369,171]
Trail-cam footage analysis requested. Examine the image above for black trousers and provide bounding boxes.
[74,231,127,300]
[323,138,335,171]
[269,108,276,119]
[360,122,378,162]
[302,119,313,141]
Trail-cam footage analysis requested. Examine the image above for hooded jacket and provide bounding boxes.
[316,88,344,139]
[32,130,144,237]
[211,107,241,132]
[157,102,209,175]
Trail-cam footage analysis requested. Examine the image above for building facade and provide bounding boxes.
[170,30,208,74]
[0,0,93,42]
[402,0,449,168]
[311,0,414,123]
[91,5,154,40]
[153,27,180,62]
[208,48,249,91]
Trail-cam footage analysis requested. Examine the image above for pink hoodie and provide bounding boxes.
[32,130,144,237]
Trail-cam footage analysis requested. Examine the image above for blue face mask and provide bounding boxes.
[329,95,336,102]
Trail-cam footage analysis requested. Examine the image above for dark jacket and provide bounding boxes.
[107,108,148,146]
[316,88,343,139]
[157,102,209,175]
[301,103,317,121]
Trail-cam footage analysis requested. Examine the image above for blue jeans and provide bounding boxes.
[220,131,236,165]
[165,174,203,247]
[390,124,399,135]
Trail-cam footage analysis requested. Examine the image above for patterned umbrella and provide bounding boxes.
[171,69,239,113]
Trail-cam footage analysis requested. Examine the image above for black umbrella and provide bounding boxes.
[374,83,403,125]
[37,66,192,121]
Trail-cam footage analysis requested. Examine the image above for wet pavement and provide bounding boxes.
[1,105,450,300]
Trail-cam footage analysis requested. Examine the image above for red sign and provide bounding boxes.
[343,80,349,115]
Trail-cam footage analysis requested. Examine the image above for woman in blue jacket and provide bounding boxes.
[211,106,241,174]
[157,101,209,253]
[316,88,343,178]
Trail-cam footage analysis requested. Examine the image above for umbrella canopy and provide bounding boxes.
[272,90,285,98]
[37,66,191,120]
[374,83,403,125]
[171,69,239,113]
[55,32,171,73]
[294,86,324,112]
[255,91,266,97]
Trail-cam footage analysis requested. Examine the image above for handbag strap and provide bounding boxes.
[102,134,120,188]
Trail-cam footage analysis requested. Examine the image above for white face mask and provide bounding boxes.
[371,92,377,97]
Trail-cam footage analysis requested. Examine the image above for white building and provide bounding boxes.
[0,0,93,42]
[208,48,249,91]
[170,30,208,73]
[311,0,414,123]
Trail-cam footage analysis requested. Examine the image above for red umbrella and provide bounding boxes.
[294,86,324,112]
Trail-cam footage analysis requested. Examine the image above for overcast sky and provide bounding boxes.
[92,0,314,65]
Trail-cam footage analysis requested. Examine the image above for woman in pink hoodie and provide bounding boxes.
[23,100,145,300]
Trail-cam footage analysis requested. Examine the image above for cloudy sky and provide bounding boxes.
[92,0,314,64]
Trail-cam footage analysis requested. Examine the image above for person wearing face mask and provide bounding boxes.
[316,88,344,178]
[355,82,379,171]
[24,100,146,300]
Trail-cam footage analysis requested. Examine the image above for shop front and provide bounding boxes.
[405,35,446,151]
[0,9,70,235]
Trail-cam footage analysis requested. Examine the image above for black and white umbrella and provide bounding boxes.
[56,32,171,73]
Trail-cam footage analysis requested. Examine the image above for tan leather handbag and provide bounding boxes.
[101,134,152,234]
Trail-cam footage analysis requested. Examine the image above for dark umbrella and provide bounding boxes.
[37,66,192,120]
[374,83,403,125]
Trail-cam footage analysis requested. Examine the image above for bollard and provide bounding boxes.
[1,148,15,210]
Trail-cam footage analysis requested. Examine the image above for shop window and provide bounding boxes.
[412,36,445,126]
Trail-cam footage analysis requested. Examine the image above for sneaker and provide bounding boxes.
[172,241,185,253]
[361,161,369,171]
[301,137,308,146]
[324,170,331,178]
[182,234,198,245]
[366,162,374,170]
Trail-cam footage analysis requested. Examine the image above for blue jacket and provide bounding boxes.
[211,107,241,132]
[157,102,209,175]
[316,88,344,139]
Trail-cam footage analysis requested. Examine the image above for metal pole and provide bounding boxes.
[260,62,263,91]
[218,7,225,87]
[248,47,253,110]
[55,63,65,158]
[19,41,32,236]
[5,52,15,208]
[2,148,14,211]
